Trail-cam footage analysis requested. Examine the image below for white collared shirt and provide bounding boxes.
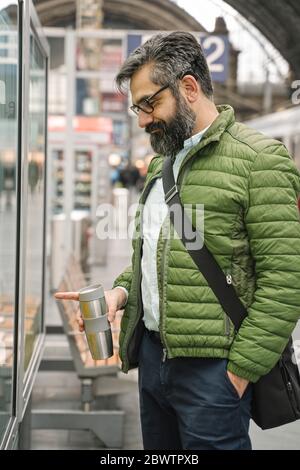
[141,127,209,331]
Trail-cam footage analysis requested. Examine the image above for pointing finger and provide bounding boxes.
[54,292,79,301]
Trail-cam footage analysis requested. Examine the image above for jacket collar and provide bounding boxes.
[147,104,235,180]
[194,104,235,149]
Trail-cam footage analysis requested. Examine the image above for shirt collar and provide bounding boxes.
[183,126,210,150]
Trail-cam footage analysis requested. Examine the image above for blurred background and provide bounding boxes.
[0,0,300,450]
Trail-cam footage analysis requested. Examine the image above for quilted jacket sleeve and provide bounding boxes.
[113,264,133,294]
[227,145,300,383]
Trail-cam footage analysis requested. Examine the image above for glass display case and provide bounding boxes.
[0,0,49,449]
[23,18,48,374]
[74,149,92,211]
[76,37,126,116]
[51,148,64,214]
[0,0,19,448]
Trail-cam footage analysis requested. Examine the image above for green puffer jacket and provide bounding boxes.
[113,104,300,382]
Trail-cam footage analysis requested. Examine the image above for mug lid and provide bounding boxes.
[79,283,104,301]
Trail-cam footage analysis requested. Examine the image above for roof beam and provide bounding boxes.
[225,0,300,77]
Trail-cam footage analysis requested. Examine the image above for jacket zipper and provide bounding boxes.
[280,360,298,415]
[224,314,231,336]
[159,221,171,362]
[123,174,161,372]
[159,149,206,362]
[225,273,232,336]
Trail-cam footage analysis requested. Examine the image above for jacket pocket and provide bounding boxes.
[224,313,231,336]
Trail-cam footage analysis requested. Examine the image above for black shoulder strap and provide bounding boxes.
[162,156,247,331]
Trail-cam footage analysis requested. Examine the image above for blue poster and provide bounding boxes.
[127,33,229,83]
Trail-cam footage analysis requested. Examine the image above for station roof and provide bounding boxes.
[35,0,300,77]
[225,0,300,77]
[34,0,206,31]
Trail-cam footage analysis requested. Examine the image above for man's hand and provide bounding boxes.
[54,287,127,332]
[226,370,249,398]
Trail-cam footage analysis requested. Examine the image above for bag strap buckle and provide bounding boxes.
[164,184,179,204]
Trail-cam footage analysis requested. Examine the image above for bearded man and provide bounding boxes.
[56,31,300,450]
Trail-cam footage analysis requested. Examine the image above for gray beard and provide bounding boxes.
[148,96,196,158]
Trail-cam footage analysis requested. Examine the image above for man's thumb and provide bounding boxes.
[107,305,116,323]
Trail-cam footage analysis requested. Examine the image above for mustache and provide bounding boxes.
[145,121,166,134]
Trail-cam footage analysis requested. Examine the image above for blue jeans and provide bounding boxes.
[138,329,253,450]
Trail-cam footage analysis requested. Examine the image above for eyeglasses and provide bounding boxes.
[130,84,169,116]
[129,71,198,116]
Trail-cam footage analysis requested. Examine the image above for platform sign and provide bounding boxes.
[127,33,229,83]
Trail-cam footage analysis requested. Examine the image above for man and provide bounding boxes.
[56,32,300,450]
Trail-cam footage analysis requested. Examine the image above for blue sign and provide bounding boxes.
[127,33,229,83]
[127,34,142,58]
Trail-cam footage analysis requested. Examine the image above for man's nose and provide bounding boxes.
[138,111,154,129]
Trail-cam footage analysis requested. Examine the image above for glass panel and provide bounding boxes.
[76,78,126,115]
[77,37,123,72]
[76,38,125,116]
[48,73,66,115]
[0,0,18,440]
[47,36,65,73]
[102,92,126,113]
[112,120,127,146]
[76,77,100,115]
[24,31,46,372]
[74,150,92,211]
[76,37,102,71]
[51,149,64,214]
[100,39,123,72]
[293,135,300,171]
[47,36,66,115]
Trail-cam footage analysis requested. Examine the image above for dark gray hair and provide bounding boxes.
[116,31,213,98]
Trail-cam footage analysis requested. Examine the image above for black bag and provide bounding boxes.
[252,338,300,429]
[162,156,300,430]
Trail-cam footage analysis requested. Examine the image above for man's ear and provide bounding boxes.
[180,75,199,103]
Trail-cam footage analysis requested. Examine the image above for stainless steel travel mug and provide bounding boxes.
[78,283,113,360]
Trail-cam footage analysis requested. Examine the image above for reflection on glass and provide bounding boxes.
[24,31,46,371]
[74,150,92,211]
[0,0,18,442]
